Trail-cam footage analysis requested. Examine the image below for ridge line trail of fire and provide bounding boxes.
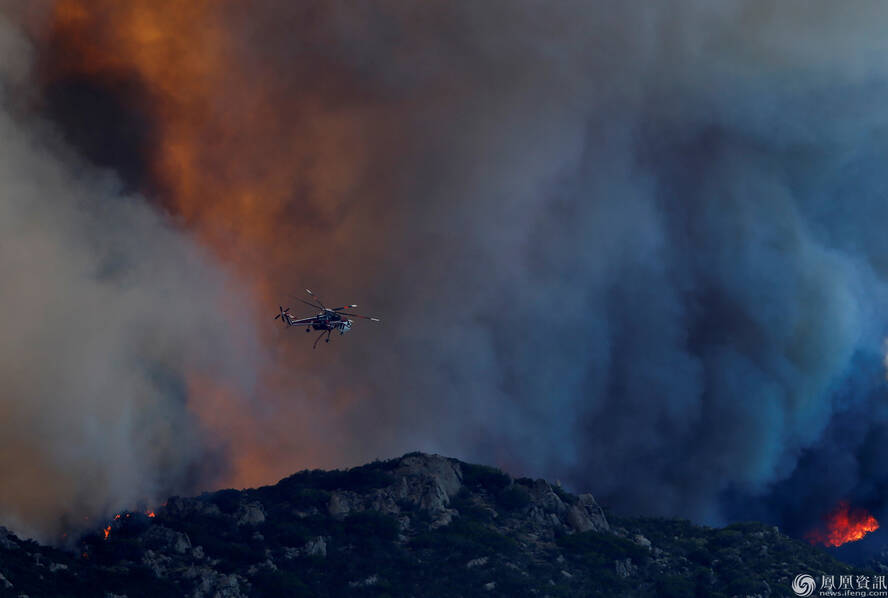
[99,509,158,543]
[37,1,395,488]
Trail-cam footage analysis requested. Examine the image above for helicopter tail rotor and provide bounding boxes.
[274,306,291,326]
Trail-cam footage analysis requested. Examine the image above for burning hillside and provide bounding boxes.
[806,502,880,548]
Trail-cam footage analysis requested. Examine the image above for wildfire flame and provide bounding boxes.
[805,501,879,547]
[99,508,159,542]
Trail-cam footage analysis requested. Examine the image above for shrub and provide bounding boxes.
[344,511,399,544]
[450,489,494,523]
[708,529,743,550]
[687,545,714,566]
[412,519,517,559]
[461,464,511,493]
[251,571,312,598]
[557,531,647,562]
[280,467,395,493]
[656,575,696,598]
[261,520,311,547]
[208,489,242,514]
[496,485,531,511]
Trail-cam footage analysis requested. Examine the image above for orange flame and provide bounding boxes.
[103,526,111,540]
[146,510,156,518]
[805,501,879,547]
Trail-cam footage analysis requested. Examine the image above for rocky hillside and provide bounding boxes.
[0,453,869,597]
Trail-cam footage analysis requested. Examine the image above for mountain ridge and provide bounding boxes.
[0,452,869,597]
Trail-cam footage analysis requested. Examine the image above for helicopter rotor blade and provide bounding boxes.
[295,297,324,311]
[332,304,358,311]
[340,312,381,322]
[305,289,326,309]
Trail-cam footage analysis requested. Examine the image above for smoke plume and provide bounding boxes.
[0,10,261,540]
[4,0,888,539]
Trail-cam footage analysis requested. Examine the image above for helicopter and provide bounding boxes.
[275,289,381,348]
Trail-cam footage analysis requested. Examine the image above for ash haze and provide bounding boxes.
[0,14,263,540]
[3,0,888,541]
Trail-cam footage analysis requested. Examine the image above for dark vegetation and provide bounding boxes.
[0,454,872,598]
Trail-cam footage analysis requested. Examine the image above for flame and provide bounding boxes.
[805,501,879,547]
[103,526,111,540]
[40,0,386,488]
[146,510,156,518]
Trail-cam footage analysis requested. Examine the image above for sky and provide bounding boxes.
[2,0,888,542]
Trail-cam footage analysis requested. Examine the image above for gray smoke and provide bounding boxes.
[0,15,262,541]
[233,0,888,528]
[7,0,888,541]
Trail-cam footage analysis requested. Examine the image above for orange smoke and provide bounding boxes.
[42,0,383,263]
[39,0,396,487]
[44,0,269,243]
[805,501,879,547]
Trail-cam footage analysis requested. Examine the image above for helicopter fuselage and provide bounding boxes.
[308,312,352,334]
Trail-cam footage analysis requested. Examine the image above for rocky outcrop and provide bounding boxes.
[324,453,463,529]
[0,527,17,550]
[304,536,327,557]
[396,453,463,503]
[189,568,246,598]
[235,502,266,527]
[142,525,192,554]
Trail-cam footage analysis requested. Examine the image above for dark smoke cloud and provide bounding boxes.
[0,13,263,540]
[261,0,888,528]
[7,0,888,540]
